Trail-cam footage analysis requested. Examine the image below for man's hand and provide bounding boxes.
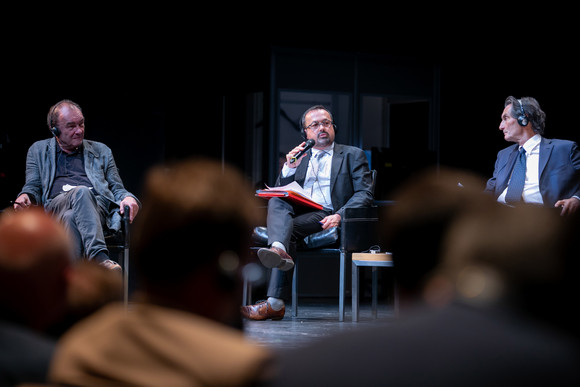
[320,213,341,230]
[286,141,310,169]
[120,196,139,223]
[13,194,31,211]
[554,197,580,216]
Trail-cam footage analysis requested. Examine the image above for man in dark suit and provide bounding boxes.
[485,96,580,215]
[241,105,374,320]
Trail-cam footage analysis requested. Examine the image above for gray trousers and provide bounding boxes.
[46,186,110,261]
[265,197,331,301]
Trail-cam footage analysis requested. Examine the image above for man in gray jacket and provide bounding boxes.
[13,100,140,271]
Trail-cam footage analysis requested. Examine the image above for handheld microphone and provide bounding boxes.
[290,139,315,164]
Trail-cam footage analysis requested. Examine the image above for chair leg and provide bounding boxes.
[291,263,298,317]
[242,277,249,306]
[122,206,130,308]
[394,279,400,318]
[123,245,129,307]
[372,266,378,319]
[352,261,359,322]
[339,251,345,322]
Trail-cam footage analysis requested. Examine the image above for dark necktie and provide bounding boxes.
[505,147,526,204]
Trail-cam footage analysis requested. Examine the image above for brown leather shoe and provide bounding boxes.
[257,246,294,271]
[241,300,285,321]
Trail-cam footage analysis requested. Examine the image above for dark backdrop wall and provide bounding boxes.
[2,15,577,208]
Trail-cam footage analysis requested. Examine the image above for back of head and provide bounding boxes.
[439,202,576,332]
[0,208,73,331]
[382,167,492,301]
[133,158,262,310]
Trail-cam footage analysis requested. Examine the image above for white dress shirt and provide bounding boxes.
[282,145,334,210]
[498,134,543,205]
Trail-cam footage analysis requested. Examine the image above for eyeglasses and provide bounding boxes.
[305,120,333,131]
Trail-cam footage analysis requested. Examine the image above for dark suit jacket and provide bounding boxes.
[485,137,580,207]
[276,143,374,216]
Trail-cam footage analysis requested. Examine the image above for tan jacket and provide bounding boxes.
[49,302,273,386]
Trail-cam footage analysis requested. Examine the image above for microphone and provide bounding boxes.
[290,139,315,164]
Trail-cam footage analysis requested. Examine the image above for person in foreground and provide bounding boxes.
[266,168,580,386]
[485,96,580,215]
[0,208,73,386]
[12,99,140,271]
[49,158,274,387]
[241,105,373,321]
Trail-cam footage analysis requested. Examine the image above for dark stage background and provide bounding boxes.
[2,14,578,210]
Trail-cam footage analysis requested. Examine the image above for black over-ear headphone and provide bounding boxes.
[517,99,529,127]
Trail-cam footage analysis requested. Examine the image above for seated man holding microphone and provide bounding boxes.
[241,105,374,320]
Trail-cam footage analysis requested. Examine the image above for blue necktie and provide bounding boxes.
[505,147,526,204]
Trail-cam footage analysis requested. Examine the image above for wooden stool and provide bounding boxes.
[351,252,397,322]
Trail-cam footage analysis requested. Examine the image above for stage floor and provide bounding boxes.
[242,298,397,349]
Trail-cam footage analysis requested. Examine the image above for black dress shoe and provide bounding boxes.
[257,247,294,271]
[241,300,285,320]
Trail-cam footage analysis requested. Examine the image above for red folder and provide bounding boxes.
[256,189,323,210]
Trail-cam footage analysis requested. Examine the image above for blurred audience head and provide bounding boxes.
[0,208,73,331]
[132,157,262,326]
[382,166,492,307]
[435,202,580,336]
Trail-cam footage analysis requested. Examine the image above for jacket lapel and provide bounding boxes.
[330,144,344,193]
[538,137,553,178]
[295,152,310,186]
[46,138,57,192]
[83,140,98,188]
[495,146,518,194]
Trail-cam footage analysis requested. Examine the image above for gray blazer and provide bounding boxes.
[276,143,374,216]
[18,138,140,231]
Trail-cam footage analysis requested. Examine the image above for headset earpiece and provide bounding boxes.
[517,99,529,126]
[50,126,60,137]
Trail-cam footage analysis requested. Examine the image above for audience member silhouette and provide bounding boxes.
[0,208,73,386]
[49,158,274,386]
[267,168,580,386]
[382,167,491,309]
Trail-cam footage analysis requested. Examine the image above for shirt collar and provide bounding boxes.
[312,143,334,158]
[521,134,541,153]
[56,142,83,155]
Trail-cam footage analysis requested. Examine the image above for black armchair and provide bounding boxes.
[104,205,130,305]
[247,171,381,322]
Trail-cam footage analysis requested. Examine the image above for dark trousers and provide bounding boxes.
[265,197,331,301]
[46,186,110,261]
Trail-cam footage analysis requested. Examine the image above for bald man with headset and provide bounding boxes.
[485,96,580,215]
[13,99,140,271]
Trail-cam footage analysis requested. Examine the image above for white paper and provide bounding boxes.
[264,181,314,201]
